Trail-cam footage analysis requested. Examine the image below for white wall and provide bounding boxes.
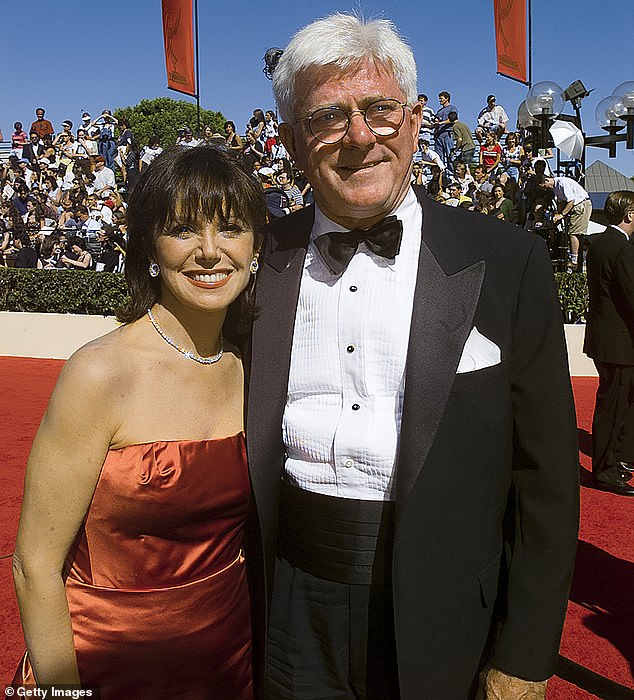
[0,311,599,376]
[0,312,119,359]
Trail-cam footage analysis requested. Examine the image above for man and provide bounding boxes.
[12,233,37,268]
[92,155,116,195]
[472,164,494,207]
[583,190,634,496]
[417,138,445,175]
[434,90,457,172]
[79,112,100,141]
[176,126,199,148]
[248,13,578,700]
[445,181,473,207]
[21,132,42,164]
[540,175,591,270]
[449,111,476,166]
[475,95,508,143]
[29,108,54,140]
[416,93,436,145]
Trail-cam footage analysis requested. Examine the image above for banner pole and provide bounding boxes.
[195,0,200,133]
[527,0,532,87]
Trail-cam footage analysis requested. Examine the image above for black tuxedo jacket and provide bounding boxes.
[246,188,579,698]
[20,143,40,164]
[583,226,634,365]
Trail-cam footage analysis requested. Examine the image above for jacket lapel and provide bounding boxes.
[395,194,485,511]
[247,207,314,508]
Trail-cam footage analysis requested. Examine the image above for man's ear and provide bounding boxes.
[278,123,297,162]
[408,102,423,149]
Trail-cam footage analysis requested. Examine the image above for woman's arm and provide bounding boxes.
[230,133,243,152]
[62,252,92,269]
[13,348,116,684]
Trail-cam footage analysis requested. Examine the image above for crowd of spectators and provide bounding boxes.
[1,94,585,273]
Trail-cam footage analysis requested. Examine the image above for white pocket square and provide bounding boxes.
[456,327,501,374]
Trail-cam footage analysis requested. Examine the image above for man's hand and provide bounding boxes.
[476,666,547,700]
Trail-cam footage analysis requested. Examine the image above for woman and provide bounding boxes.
[23,199,45,235]
[224,120,243,157]
[249,109,266,149]
[60,236,93,269]
[43,175,62,210]
[502,132,523,182]
[77,128,98,158]
[242,130,265,171]
[479,131,502,175]
[13,146,264,698]
[139,135,163,171]
[11,122,29,158]
[123,135,141,192]
[37,234,61,269]
[263,110,278,154]
[491,183,516,223]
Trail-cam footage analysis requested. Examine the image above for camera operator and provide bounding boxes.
[539,175,592,271]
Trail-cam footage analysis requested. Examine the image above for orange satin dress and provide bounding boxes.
[18,433,253,699]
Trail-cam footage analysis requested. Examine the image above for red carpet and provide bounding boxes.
[1,359,632,697]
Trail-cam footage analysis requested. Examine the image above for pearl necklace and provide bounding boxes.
[147,308,223,365]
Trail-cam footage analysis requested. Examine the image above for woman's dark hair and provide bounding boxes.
[69,236,87,250]
[224,121,235,132]
[117,146,266,347]
[39,234,58,260]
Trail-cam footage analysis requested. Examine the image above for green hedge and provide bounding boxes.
[0,268,589,322]
[554,272,588,324]
[0,269,128,315]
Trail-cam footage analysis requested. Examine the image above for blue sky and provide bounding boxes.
[1,0,632,176]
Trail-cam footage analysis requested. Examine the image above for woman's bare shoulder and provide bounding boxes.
[59,321,148,394]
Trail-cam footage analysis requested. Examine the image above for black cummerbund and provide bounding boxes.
[277,480,395,586]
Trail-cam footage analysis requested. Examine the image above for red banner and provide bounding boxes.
[162,0,196,96]
[493,0,528,84]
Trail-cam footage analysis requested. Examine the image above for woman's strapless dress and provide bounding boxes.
[17,433,253,699]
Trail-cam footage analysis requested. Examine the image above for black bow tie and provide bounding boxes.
[314,215,403,276]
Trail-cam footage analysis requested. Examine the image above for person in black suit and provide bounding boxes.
[246,13,579,699]
[12,233,38,268]
[583,190,634,496]
[21,132,42,164]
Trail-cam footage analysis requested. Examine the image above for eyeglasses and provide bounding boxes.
[297,98,409,145]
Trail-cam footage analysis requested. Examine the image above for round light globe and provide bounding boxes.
[516,100,533,128]
[595,95,626,128]
[612,81,634,110]
[525,81,565,118]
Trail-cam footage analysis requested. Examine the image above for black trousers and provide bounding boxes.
[592,361,634,478]
[266,557,399,700]
[265,484,399,700]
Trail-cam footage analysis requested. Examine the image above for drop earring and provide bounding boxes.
[249,258,259,275]
[149,262,160,278]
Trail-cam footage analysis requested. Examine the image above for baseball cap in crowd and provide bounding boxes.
[62,120,73,129]
[81,113,91,120]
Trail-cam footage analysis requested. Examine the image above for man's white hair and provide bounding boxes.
[272,13,418,123]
